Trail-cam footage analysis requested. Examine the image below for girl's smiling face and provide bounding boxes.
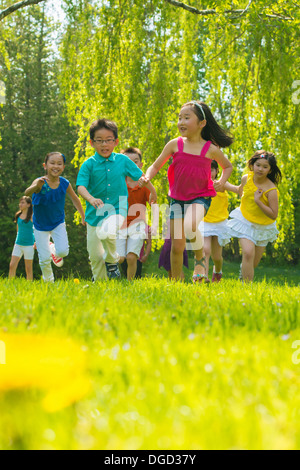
[43,154,65,178]
[253,158,271,178]
[19,198,30,211]
[177,106,204,138]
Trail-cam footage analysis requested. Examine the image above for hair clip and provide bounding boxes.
[61,153,66,163]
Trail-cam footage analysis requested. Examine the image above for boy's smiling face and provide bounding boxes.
[90,128,119,158]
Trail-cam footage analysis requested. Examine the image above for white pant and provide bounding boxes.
[87,215,124,281]
[116,221,146,258]
[34,223,69,282]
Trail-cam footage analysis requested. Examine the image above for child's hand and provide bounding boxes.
[213,179,225,192]
[81,215,86,226]
[140,254,148,263]
[36,177,47,190]
[150,224,158,237]
[254,188,263,203]
[89,197,104,209]
[149,191,157,204]
[138,175,149,188]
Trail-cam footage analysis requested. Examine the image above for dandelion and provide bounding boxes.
[0,334,90,412]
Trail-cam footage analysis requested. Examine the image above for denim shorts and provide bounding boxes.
[170,197,212,219]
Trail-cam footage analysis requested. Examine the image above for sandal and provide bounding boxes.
[192,257,210,284]
[192,273,210,283]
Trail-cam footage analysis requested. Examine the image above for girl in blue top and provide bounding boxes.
[9,196,35,280]
[25,152,85,282]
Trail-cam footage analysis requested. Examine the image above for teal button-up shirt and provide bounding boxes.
[76,152,143,226]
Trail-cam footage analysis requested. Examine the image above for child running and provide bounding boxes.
[25,152,85,282]
[9,196,35,280]
[141,100,233,282]
[227,150,281,282]
[198,160,232,282]
[158,218,189,280]
[76,119,156,281]
[116,147,157,280]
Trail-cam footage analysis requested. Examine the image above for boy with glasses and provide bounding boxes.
[77,118,157,280]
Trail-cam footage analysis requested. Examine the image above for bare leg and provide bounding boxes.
[240,238,256,282]
[170,218,186,280]
[24,259,33,281]
[126,252,138,280]
[184,203,206,277]
[203,236,212,277]
[9,256,20,278]
[211,236,223,273]
[254,246,266,269]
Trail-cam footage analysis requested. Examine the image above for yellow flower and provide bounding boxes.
[0,334,90,412]
[74,279,80,284]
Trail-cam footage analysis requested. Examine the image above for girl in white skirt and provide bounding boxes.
[199,160,236,282]
[226,150,281,282]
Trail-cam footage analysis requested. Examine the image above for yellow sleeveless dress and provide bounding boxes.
[198,191,230,247]
[227,173,279,246]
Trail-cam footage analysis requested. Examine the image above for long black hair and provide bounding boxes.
[248,150,282,186]
[183,100,234,148]
[14,196,33,223]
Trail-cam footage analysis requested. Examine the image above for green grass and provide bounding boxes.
[0,262,300,449]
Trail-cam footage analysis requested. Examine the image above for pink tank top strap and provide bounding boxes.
[177,137,184,152]
[200,140,212,158]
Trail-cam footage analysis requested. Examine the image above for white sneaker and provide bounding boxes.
[49,242,64,267]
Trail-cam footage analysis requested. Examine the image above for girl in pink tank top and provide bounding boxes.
[141,100,233,283]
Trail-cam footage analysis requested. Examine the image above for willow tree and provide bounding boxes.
[60,0,300,262]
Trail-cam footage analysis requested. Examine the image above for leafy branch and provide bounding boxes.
[0,0,45,21]
[163,0,294,21]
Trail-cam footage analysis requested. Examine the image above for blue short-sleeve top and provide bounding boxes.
[32,177,70,231]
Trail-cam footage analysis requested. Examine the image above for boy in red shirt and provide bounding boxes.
[117,147,156,280]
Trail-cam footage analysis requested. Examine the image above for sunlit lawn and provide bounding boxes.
[0,258,299,449]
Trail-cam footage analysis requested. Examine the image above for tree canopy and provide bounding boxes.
[0,0,299,270]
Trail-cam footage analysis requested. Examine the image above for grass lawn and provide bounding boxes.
[0,255,299,449]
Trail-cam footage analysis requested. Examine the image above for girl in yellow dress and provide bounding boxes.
[198,160,232,282]
[227,150,281,282]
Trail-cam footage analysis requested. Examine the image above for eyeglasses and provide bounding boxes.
[93,139,115,145]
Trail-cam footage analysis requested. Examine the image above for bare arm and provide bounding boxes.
[77,185,104,210]
[224,174,247,197]
[254,188,278,220]
[25,177,47,197]
[140,230,152,263]
[141,140,177,184]
[209,147,232,192]
[67,184,86,225]
[145,180,157,204]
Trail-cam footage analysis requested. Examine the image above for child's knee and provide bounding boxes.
[242,250,254,262]
[171,239,185,254]
[126,252,137,264]
[119,256,125,264]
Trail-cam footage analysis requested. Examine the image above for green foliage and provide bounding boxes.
[0,5,79,276]
[59,0,300,264]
